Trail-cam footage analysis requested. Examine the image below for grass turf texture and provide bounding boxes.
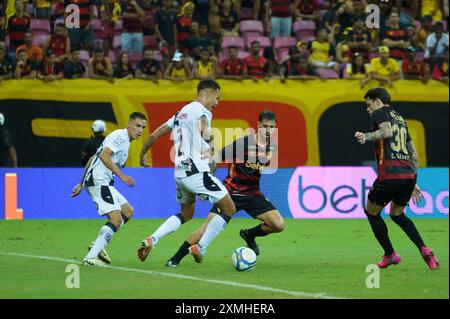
[0,218,448,299]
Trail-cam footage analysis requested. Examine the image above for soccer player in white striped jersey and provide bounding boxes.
[71,112,147,266]
[138,80,236,263]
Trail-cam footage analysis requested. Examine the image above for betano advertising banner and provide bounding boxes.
[0,167,447,220]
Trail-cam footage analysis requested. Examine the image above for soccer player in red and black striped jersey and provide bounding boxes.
[166,110,286,267]
[355,87,439,270]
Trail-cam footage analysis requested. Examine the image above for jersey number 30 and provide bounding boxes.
[390,124,408,154]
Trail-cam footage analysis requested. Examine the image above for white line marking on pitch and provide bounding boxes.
[0,251,345,299]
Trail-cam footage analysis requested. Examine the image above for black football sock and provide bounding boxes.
[390,213,425,251]
[170,241,190,263]
[246,224,269,238]
[364,209,395,256]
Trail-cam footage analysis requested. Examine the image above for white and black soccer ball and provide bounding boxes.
[232,247,257,271]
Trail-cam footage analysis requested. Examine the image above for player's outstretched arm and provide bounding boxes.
[71,155,94,197]
[100,147,135,187]
[355,121,393,144]
[140,123,172,167]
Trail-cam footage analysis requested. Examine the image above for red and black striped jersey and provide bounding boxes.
[7,14,30,48]
[271,0,293,18]
[221,134,277,196]
[65,0,93,28]
[372,107,416,181]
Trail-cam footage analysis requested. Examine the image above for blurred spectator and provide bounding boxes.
[35,0,51,19]
[309,28,339,72]
[432,47,449,84]
[100,0,121,55]
[155,0,177,69]
[176,2,195,53]
[192,0,209,25]
[381,12,409,60]
[88,48,114,82]
[81,119,106,166]
[421,0,443,21]
[43,23,71,66]
[338,0,366,29]
[36,50,63,82]
[345,52,370,82]
[50,0,65,25]
[219,46,247,80]
[135,48,162,82]
[16,32,43,62]
[279,46,318,82]
[164,51,193,81]
[0,6,4,41]
[194,48,216,79]
[368,46,400,87]
[327,20,344,46]
[266,0,294,38]
[296,40,310,58]
[263,46,278,77]
[220,0,240,36]
[14,47,36,79]
[335,40,350,64]
[113,52,135,79]
[0,113,18,168]
[418,15,434,47]
[64,49,86,79]
[244,40,269,81]
[294,0,320,23]
[64,0,95,53]
[209,3,222,37]
[7,0,31,50]
[402,46,429,83]
[187,23,214,61]
[237,0,261,20]
[347,18,372,62]
[406,25,422,52]
[121,0,144,52]
[141,0,159,36]
[425,22,449,64]
[0,46,14,81]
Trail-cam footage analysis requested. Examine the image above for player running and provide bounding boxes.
[166,110,285,267]
[355,87,439,270]
[137,80,236,261]
[71,112,147,266]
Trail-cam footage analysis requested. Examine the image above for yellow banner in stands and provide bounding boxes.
[0,79,448,167]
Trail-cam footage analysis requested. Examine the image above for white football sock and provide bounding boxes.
[198,214,228,253]
[85,225,115,260]
[151,215,182,245]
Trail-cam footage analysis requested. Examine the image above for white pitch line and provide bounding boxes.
[0,251,345,299]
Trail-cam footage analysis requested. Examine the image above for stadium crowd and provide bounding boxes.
[0,0,448,85]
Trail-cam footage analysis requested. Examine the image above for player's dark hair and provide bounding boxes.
[259,109,277,122]
[129,112,147,121]
[197,80,220,93]
[364,87,391,105]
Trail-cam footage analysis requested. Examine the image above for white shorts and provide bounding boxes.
[175,172,228,204]
[85,186,128,216]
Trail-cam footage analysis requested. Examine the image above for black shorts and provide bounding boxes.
[368,178,416,207]
[210,194,277,219]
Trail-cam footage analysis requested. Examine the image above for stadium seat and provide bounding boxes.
[113,35,122,49]
[143,35,158,50]
[113,20,123,36]
[293,20,316,41]
[277,48,289,62]
[108,50,116,64]
[240,20,264,43]
[80,50,90,65]
[245,35,271,50]
[92,19,102,39]
[221,36,245,50]
[274,37,297,50]
[33,35,48,47]
[30,19,51,36]
[316,67,339,79]
[127,51,142,67]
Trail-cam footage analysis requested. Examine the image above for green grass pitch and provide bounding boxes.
[0,218,448,299]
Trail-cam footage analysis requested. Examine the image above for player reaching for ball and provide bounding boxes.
[166,110,285,267]
[355,87,439,270]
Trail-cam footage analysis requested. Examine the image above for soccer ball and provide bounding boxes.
[232,247,257,271]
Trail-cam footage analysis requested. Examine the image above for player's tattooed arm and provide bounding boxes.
[355,122,392,144]
[140,123,172,167]
[406,139,419,173]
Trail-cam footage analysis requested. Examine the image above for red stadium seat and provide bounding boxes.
[80,50,90,64]
[245,36,271,50]
[30,19,51,36]
[143,35,158,50]
[33,35,48,47]
[240,20,264,43]
[316,67,339,79]
[293,20,316,41]
[221,36,245,50]
[113,20,123,36]
[277,48,290,62]
[113,35,122,49]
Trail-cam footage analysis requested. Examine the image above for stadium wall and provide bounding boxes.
[0,167,447,220]
[0,80,448,168]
